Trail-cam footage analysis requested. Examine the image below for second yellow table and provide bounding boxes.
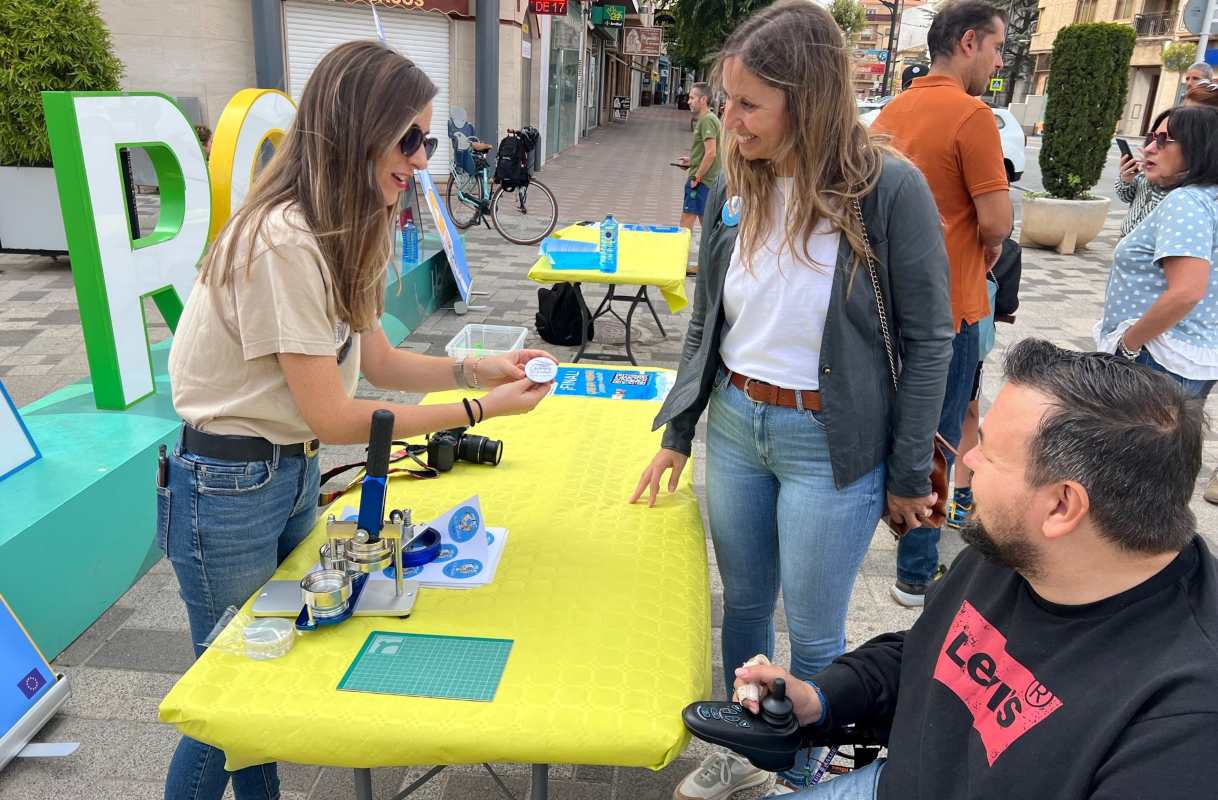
[528,224,692,364]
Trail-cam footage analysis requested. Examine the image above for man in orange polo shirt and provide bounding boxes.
[872,0,1013,607]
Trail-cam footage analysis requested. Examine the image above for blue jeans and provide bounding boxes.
[1136,349,1216,399]
[895,321,979,587]
[706,372,885,786]
[158,437,321,800]
[786,760,884,799]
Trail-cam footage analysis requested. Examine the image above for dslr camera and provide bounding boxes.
[426,427,503,472]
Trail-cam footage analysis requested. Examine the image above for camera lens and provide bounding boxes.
[457,433,503,466]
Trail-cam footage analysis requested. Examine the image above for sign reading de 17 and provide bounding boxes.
[530,0,569,14]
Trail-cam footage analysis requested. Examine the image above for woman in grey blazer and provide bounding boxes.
[627,2,953,795]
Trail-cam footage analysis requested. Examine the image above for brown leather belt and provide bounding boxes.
[729,371,823,411]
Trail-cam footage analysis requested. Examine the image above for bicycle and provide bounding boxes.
[445,128,559,246]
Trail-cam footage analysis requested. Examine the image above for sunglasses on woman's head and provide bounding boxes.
[400,126,438,159]
[1144,131,1176,149]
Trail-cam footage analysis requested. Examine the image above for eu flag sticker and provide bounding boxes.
[17,667,46,699]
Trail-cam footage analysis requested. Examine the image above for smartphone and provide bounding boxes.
[1116,138,1133,160]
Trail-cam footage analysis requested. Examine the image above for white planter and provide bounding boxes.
[0,166,69,253]
[1019,195,1111,255]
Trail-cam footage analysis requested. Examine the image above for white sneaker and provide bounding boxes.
[766,781,797,796]
[674,752,769,800]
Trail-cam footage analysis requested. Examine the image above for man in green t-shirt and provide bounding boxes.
[678,82,722,235]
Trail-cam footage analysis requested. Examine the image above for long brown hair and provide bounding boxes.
[200,41,437,331]
[715,0,886,270]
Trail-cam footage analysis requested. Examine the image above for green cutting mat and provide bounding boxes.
[338,631,514,701]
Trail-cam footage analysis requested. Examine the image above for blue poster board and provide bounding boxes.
[0,593,56,738]
[552,367,673,401]
[416,170,472,303]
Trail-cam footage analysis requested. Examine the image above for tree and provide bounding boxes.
[1162,41,1196,73]
[999,0,1039,105]
[669,0,776,68]
[0,0,123,166]
[1161,41,1199,103]
[830,0,868,41]
[1039,23,1136,199]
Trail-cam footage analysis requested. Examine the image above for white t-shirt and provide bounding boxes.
[720,179,841,391]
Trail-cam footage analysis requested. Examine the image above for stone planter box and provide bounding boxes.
[0,165,68,254]
[1019,194,1111,255]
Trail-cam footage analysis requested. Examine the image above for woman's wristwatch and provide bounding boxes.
[1117,337,1141,361]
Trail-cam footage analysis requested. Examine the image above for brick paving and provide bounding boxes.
[2,105,1217,800]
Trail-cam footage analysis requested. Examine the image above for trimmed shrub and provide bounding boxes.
[0,0,123,166]
[1039,22,1135,200]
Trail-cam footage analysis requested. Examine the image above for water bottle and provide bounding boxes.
[401,217,419,266]
[598,214,619,273]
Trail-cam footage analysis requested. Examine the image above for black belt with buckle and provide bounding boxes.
[181,424,319,462]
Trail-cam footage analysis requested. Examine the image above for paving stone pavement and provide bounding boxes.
[3,105,1218,799]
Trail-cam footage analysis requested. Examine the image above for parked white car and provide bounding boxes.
[992,107,1026,183]
[858,100,1027,182]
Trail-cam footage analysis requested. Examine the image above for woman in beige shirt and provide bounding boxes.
[161,41,552,800]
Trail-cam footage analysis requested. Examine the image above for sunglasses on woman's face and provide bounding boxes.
[1144,131,1176,150]
[400,126,438,159]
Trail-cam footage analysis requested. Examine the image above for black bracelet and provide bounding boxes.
[473,398,484,424]
[461,398,476,427]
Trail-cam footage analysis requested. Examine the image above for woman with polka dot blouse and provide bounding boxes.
[1096,105,1218,400]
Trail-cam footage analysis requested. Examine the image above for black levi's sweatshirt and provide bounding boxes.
[812,537,1218,799]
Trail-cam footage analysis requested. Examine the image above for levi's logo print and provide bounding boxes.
[933,601,1063,765]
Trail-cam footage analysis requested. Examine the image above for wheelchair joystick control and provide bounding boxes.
[761,678,795,727]
[681,677,804,772]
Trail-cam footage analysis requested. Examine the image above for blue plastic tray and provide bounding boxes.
[540,238,600,270]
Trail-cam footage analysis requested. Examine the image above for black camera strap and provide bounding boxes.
[317,440,437,507]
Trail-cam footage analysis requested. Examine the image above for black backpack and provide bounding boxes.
[990,238,1022,321]
[535,282,594,346]
[494,133,530,190]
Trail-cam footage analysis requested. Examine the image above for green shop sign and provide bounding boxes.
[592,5,625,27]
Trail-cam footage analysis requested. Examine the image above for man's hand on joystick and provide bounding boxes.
[734,663,823,727]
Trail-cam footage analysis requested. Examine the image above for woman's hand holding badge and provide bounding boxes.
[475,350,558,388]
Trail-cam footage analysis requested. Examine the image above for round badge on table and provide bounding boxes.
[525,357,558,383]
[443,559,484,580]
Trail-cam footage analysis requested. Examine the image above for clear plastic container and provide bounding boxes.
[242,618,296,661]
[446,324,528,359]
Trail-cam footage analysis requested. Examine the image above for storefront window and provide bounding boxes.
[546,1,581,156]
[585,51,599,132]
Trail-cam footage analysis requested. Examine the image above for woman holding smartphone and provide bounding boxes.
[161,41,552,799]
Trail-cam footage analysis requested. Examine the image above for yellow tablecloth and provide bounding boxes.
[158,384,711,771]
[527,225,692,313]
